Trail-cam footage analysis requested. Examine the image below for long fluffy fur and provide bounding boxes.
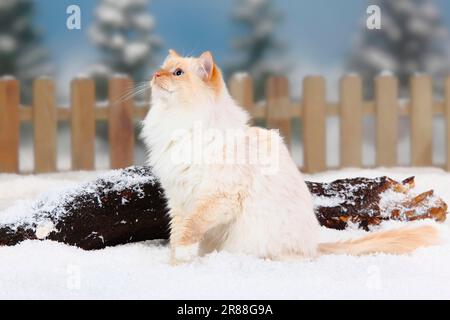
[318,225,440,256]
[143,50,440,263]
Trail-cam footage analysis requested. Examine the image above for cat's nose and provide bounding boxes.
[153,72,161,78]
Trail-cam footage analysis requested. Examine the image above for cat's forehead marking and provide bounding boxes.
[163,57,193,71]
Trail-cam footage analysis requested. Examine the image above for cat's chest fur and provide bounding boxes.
[143,109,215,210]
[144,127,197,207]
[142,89,252,213]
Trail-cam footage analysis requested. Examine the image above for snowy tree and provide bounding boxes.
[348,0,450,97]
[0,0,52,103]
[228,0,287,98]
[89,0,161,87]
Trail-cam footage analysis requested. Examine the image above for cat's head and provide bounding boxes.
[150,50,224,105]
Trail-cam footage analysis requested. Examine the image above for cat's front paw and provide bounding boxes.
[178,221,202,246]
[178,232,201,246]
[170,256,184,267]
[170,243,198,265]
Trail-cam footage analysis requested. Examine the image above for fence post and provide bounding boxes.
[266,76,291,147]
[445,76,450,171]
[303,76,326,173]
[229,73,254,123]
[339,75,363,168]
[33,78,57,173]
[71,78,95,170]
[108,76,135,169]
[0,78,20,173]
[410,75,433,167]
[375,74,398,167]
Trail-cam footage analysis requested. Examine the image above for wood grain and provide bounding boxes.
[340,75,363,167]
[71,78,95,170]
[33,78,57,173]
[303,76,326,173]
[108,76,135,169]
[0,79,20,173]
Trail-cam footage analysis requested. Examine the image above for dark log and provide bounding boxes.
[0,166,447,250]
[0,166,170,250]
[308,176,447,230]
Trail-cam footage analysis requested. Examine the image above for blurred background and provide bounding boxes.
[1,0,450,171]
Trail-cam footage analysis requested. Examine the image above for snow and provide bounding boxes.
[124,43,149,64]
[96,4,125,26]
[133,14,155,30]
[0,35,16,53]
[379,70,394,76]
[89,0,160,75]
[361,48,398,72]
[35,221,55,239]
[74,73,89,79]
[312,195,345,209]
[0,75,16,80]
[0,167,156,230]
[348,0,450,98]
[0,0,18,12]
[233,72,250,81]
[230,0,286,82]
[112,73,130,78]
[0,0,53,101]
[0,167,450,299]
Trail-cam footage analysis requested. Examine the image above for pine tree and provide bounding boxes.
[348,0,450,97]
[0,0,51,103]
[89,0,161,87]
[228,0,286,99]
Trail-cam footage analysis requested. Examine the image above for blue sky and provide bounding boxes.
[34,0,367,66]
[32,0,450,99]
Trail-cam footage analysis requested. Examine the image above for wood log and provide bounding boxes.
[308,176,447,230]
[0,167,169,250]
[0,166,447,250]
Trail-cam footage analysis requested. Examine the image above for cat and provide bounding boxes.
[142,49,439,264]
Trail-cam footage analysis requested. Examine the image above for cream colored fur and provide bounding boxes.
[318,225,439,256]
[142,50,440,264]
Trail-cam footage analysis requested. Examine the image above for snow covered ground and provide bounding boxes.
[0,167,449,300]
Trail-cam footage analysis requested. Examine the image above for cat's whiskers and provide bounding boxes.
[112,82,151,106]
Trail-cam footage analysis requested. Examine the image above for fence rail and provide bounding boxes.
[0,73,449,174]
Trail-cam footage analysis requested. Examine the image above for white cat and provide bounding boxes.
[142,50,439,264]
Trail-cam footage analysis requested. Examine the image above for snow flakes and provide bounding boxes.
[379,188,441,220]
[0,35,17,53]
[348,0,450,96]
[124,43,149,65]
[0,166,157,232]
[312,195,345,209]
[35,221,55,239]
[89,0,161,77]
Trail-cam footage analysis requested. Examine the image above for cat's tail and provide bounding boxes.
[318,225,440,256]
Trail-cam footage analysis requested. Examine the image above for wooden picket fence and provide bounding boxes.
[0,73,449,174]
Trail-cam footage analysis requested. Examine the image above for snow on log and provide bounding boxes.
[0,166,447,250]
[0,166,169,250]
[308,176,447,230]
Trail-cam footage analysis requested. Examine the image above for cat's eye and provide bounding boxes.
[173,68,184,76]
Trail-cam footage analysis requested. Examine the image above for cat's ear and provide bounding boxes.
[168,49,180,58]
[198,51,214,80]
